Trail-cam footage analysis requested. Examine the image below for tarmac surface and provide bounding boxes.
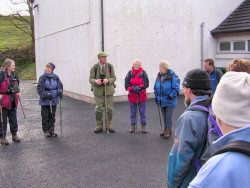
[0,80,186,188]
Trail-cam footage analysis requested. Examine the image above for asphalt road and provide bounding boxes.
[0,80,186,188]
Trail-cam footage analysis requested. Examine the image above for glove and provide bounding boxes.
[132,86,140,94]
[58,90,63,99]
[42,92,52,100]
[167,95,173,100]
[155,98,159,105]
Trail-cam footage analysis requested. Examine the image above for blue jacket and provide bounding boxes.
[37,72,63,106]
[209,67,223,94]
[167,96,210,188]
[189,126,250,188]
[154,69,180,108]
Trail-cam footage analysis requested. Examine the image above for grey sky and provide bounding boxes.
[0,0,28,15]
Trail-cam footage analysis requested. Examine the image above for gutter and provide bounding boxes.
[101,0,104,51]
[200,23,205,70]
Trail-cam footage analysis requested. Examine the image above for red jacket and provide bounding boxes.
[125,67,149,103]
[0,73,19,110]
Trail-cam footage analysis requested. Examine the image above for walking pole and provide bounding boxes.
[19,98,32,141]
[60,98,62,137]
[135,93,139,133]
[104,84,109,134]
[0,99,4,142]
[157,103,163,131]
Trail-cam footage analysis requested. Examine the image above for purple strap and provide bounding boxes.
[192,105,223,137]
[194,158,201,173]
[192,105,208,111]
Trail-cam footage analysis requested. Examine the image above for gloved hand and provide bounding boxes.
[132,86,140,94]
[42,92,52,100]
[155,98,159,105]
[167,95,173,100]
[58,90,63,99]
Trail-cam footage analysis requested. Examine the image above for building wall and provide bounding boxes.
[34,0,244,101]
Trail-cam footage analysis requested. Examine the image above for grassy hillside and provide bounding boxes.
[0,16,35,79]
[0,16,31,51]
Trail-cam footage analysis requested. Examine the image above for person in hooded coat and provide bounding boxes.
[37,62,63,137]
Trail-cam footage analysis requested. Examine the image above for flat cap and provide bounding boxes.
[97,52,108,58]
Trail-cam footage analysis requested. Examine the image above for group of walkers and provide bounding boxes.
[90,52,181,137]
[167,58,250,188]
[0,53,249,188]
[0,59,63,145]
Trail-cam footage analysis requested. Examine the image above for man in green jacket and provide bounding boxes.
[89,52,116,133]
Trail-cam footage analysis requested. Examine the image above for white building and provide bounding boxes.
[33,0,248,102]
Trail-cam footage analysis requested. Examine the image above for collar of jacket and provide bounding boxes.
[132,67,143,75]
[44,72,55,78]
[213,126,250,148]
[157,69,173,81]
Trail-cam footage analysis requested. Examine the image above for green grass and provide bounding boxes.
[0,16,31,51]
[15,63,36,80]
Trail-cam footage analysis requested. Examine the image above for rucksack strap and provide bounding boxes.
[213,141,250,157]
[192,104,223,137]
[130,70,143,78]
[94,63,112,78]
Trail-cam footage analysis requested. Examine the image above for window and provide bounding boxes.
[219,42,231,51]
[233,41,245,51]
[218,40,250,53]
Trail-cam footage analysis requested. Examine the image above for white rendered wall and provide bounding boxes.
[34,0,244,100]
[103,0,244,96]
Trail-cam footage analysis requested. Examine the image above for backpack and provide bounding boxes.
[191,103,223,173]
[94,63,112,78]
[91,63,115,91]
[129,69,144,78]
[157,70,180,96]
[213,141,250,157]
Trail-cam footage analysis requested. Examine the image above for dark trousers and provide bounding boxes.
[0,107,18,138]
[41,105,57,133]
[161,107,174,130]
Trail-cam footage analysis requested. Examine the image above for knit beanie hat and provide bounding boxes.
[46,62,56,71]
[212,72,250,128]
[182,69,212,90]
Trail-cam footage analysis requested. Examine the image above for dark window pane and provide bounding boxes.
[248,40,250,51]
[233,41,245,51]
[220,42,230,51]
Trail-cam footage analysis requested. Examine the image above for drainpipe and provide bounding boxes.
[101,0,104,51]
[200,22,205,70]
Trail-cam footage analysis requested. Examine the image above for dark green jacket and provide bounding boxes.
[89,63,116,96]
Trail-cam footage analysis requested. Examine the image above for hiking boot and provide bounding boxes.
[141,125,147,133]
[94,127,103,133]
[94,120,103,133]
[1,138,9,145]
[44,131,51,137]
[12,135,21,142]
[49,130,58,137]
[160,129,166,137]
[129,126,136,133]
[107,123,115,133]
[163,129,171,139]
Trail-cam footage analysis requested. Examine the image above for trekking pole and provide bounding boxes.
[104,84,109,134]
[0,99,4,141]
[19,98,32,141]
[135,93,139,133]
[60,98,62,137]
[157,103,163,131]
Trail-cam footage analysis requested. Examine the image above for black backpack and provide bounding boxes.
[189,98,223,172]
